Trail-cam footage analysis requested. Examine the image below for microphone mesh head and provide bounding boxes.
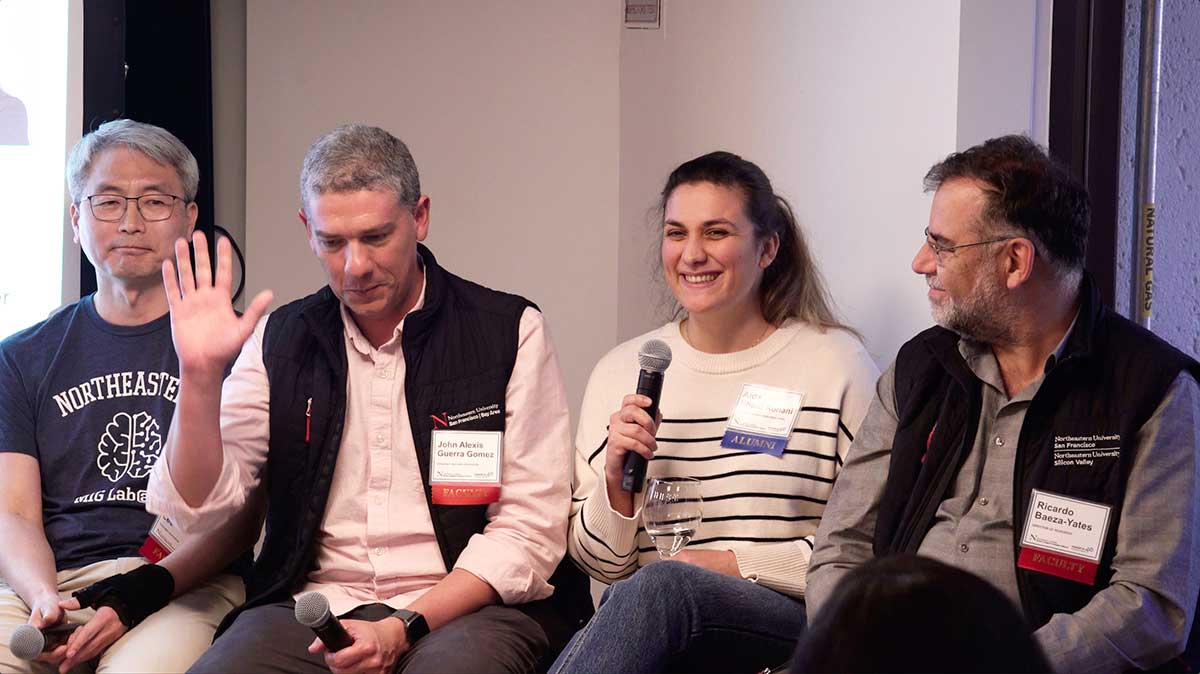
[9,624,44,661]
[294,592,331,627]
[638,339,672,374]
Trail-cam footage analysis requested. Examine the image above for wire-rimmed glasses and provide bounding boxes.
[923,227,1017,264]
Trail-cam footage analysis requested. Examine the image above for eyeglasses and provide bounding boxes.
[83,193,185,222]
[923,227,1017,264]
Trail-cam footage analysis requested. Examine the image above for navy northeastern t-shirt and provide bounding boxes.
[0,296,180,571]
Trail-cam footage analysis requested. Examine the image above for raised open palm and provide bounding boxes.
[162,231,273,375]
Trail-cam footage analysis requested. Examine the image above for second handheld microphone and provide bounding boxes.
[295,591,354,652]
[621,339,673,493]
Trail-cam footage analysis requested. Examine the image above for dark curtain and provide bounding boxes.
[81,0,215,297]
[1048,0,1125,307]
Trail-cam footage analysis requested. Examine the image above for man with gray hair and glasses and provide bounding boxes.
[0,120,254,672]
[148,124,590,674]
[807,135,1200,672]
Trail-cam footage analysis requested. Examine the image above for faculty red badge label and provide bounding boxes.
[1016,489,1111,584]
[430,430,503,506]
[140,515,183,562]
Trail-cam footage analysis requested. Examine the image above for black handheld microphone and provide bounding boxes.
[621,339,673,493]
[9,623,79,661]
[294,592,354,652]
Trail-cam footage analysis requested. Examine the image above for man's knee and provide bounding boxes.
[188,603,323,674]
[401,606,545,674]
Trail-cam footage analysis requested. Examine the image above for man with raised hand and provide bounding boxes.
[149,124,587,674]
[807,135,1200,672]
[0,120,254,673]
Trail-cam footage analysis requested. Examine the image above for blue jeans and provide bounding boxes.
[550,561,805,674]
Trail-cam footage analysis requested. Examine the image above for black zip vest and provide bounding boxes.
[217,245,592,644]
[874,276,1199,639]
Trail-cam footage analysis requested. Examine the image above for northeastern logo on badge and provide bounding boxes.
[430,403,501,429]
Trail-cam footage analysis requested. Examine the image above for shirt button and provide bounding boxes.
[978,497,989,506]
[375,433,385,444]
[994,436,1004,446]
[373,495,384,506]
[372,546,386,556]
[960,543,969,553]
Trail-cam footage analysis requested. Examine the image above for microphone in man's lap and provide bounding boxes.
[621,339,672,493]
[9,623,78,661]
[295,591,354,652]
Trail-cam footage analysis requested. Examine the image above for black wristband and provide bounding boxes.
[73,564,175,628]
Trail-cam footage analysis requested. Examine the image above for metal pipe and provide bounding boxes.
[1130,0,1164,328]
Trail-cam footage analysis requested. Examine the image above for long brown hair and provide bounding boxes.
[659,151,857,334]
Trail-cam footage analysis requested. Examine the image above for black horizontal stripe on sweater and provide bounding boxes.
[589,431,840,462]
[651,448,837,463]
[637,534,811,552]
[662,407,841,423]
[701,491,828,505]
[695,513,821,524]
[656,426,838,442]
[657,468,836,484]
[663,409,853,442]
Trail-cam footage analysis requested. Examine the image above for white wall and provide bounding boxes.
[618,1,962,365]
[956,0,1052,150]
[245,1,621,415]
[62,0,83,305]
[211,0,247,307]
[244,0,1049,406]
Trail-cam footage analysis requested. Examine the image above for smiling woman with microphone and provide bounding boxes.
[553,152,880,674]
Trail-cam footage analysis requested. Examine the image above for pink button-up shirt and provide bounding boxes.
[148,282,572,616]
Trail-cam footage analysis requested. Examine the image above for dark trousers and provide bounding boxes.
[189,600,547,674]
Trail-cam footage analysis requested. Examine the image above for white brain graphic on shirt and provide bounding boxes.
[96,411,164,482]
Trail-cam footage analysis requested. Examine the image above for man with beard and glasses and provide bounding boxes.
[806,135,1200,673]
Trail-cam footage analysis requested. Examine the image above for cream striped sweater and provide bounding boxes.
[567,319,880,598]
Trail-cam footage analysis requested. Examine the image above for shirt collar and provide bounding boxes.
[1042,309,1079,374]
[955,306,1081,400]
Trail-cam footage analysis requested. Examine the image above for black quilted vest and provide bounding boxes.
[875,276,1199,640]
[217,245,592,645]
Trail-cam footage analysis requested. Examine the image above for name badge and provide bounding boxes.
[720,384,805,457]
[139,515,183,562]
[1017,489,1112,584]
[430,430,503,505]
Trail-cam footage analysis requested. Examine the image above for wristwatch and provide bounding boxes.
[390,609,430,644]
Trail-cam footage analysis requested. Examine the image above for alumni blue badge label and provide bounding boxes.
[720,384,805,457]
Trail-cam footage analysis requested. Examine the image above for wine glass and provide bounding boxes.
[642,476,703,559]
